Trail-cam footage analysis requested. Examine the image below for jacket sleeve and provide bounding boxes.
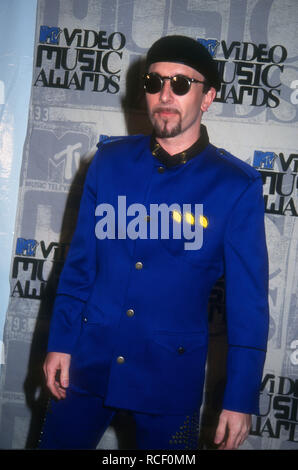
[222,175,269,415]
[47,151,99,354]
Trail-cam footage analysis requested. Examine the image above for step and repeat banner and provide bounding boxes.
[0,0,297,450]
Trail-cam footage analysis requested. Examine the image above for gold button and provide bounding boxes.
[180,152,187,164]
[135,261,143,270]
[199,215,209,228]
[146,215,150,222]
[126,308,135,317]
[158,166,165,173]
[117,356,125,364]
[172,210,182,223]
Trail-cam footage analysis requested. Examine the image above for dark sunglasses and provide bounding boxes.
[143,72,205,96]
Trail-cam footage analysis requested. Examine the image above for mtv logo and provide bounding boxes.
[49,142,82,182]
[39,25,61,44]
[28,129,90,182]
[16,238,38,257]
[253,151,277,170]
[197,38,219,57]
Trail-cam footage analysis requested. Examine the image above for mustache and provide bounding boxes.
[152,106,180,115]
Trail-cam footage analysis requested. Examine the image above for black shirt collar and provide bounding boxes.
[150,124,209,168]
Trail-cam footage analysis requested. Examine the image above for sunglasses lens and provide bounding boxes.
[144,74,162,94]
[144,74,192,95]
[171,76,190,95]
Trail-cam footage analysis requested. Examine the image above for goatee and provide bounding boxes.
[154,120,182,138]
[151,108,182,138]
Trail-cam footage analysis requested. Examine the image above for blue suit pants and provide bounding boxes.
[38,386,200,450]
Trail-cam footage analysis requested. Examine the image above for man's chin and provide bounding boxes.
[154,123,182,139]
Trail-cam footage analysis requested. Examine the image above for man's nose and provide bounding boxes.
[159,79,174,103]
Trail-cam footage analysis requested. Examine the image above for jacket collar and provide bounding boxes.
[150,124,209,168]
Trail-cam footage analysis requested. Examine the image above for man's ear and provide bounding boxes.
[201,87,217,112]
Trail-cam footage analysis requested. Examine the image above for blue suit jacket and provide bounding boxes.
[47,134,269,416]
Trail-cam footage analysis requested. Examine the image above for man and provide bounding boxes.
[39,35,269,450]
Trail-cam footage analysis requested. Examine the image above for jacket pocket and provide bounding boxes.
[159,234,222,271]
[81,303,109,325]
[144,330,208,412]
[152,330,207,354]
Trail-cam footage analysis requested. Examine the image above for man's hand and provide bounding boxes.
[43,352,71,400]
[214,409,251,450]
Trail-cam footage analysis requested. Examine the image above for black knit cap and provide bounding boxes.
[145,35,221,91]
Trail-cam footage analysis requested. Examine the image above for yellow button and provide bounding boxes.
[172,210,182,223]
[180,152,187,164]
[158,166,165,173]
[199,215,209,228]
[135,261,143,270]
[184,212,195,225]
[117,356,125,364]
[126,308,135,317]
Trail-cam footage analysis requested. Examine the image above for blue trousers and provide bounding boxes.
[38,386,200,450]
